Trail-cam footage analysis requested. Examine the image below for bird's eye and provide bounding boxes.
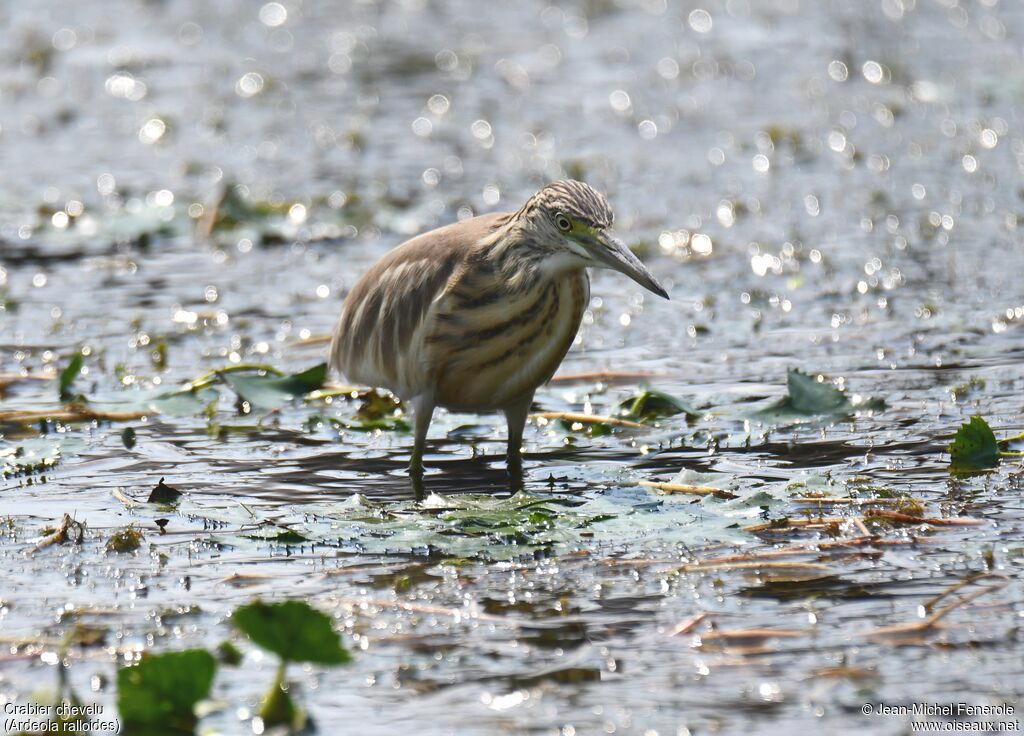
[555,214,572,232]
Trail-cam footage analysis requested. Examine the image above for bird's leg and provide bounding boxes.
[503,394,534,491]
[410,396,435,499]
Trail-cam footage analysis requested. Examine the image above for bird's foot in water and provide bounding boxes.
[409,458,426,500]
[506,453,525,492]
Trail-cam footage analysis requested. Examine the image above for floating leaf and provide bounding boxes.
[222,363,327,410]
[232,600,351,664]
[356,389,403,420]
[948,416,999,472]
[1,439,64,479]
[244,528,309,544]
[950,377,985,402]
[342,416,411,432]
[750,369,885,424]
[620,389,699,422]
[147,477,182,504]
[59,351,83,401]
[216,641,243,666]
[116,649,216,732]
[146,387,219,416]
[197,181,293,237]
[784,370,849,414]
[188,488,752,562]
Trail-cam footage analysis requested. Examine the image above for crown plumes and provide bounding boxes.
[520,180,614,229]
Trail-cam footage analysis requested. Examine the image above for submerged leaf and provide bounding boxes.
[116,649,216,731]
[233,600,351,664]
[948,416,999,472]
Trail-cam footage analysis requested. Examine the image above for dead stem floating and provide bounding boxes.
[640,479,737,499]
[0,405,149,425]
[532,411,646,429]
[868,580,1007,638]
[681,560,829,573]
[31,513,84,553]
[669,612,709,636]
[548,370,664,384]
[866,510,984,526]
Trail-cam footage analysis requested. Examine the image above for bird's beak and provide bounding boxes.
[590,232,669,299]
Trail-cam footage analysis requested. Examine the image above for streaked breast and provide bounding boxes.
[429,270,589,411]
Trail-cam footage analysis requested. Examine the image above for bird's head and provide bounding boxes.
[516,180,668,299]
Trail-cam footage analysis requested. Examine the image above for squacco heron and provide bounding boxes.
[330,180,667,490]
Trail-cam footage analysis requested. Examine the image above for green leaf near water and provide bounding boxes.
[143,387,219,416]
[244,528,309,544]
[59,352,84,401]
[116,649,216,732]
[216,640,243,666]
[199,182,294,235]
[232,600,351,664]
[750,369,885,424]
[259,680,302,730]
[106,525,144,553]
[221,363,327,410]
[783,370,849,414]
[620,389,699,422]
[948,416,999,471]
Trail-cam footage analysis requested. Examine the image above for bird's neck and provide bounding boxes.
[487,218,584,292]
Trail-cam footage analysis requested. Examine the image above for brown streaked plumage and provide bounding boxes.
[330,180,668,493]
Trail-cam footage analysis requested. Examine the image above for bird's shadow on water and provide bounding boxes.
[248,435,866,505]
[255,445,534,502]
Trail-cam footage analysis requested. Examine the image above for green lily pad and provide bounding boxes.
[1,438,65,479]
[232,600,351,665]
[749,369,885,424]
[244,528,310,544]
[116,649,216,732]
[146,387,220,416]
[200,181,293,234]
[216,640,243,666]
[222,363,327,410]
[620,389,699,422]
[948,415,999,472]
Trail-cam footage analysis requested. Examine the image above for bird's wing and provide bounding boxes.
[330,213,508,396]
